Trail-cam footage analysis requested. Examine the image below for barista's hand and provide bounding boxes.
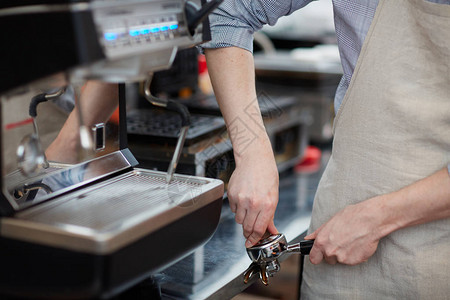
[305,196,387,265]
[228,139,279,248]
[204,47,280,247]
[306,167,450,265]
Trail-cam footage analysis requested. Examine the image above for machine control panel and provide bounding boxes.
[92,0,192,60]
[75,0,222,81]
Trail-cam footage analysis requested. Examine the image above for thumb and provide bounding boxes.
[304,230,318,240]
[267,220,278,235]
[305,224,324,240]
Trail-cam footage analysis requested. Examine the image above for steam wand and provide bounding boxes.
[18,87,68,176]
[29,87,68,167]
[143,75,191,183]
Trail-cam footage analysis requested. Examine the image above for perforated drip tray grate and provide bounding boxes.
[127,108,225,145]
[2,169,223,254]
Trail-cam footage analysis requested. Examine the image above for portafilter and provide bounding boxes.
[244,233,314,286]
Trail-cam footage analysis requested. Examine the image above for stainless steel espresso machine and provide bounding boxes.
[0,0,224,298]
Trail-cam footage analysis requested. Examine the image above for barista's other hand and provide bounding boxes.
[228,139,279,248]
[305,196,388,265]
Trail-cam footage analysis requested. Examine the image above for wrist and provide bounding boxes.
[366,193,403,240]
[233,134,274,164]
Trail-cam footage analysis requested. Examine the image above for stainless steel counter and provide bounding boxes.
[156,156,327,300]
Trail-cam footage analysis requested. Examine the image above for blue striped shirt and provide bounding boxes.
[203,0,450,175]
[202,0,378,112]
[203,0,449,112]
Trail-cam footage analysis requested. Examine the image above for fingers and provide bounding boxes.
[241,203,277,242]
[234,205,247,225]
[226,161,279,248]
[245,211,272,247]
[242,209,258,239]
[304,232,317,240]
[307,227,360,265]
[309,246,324,265]
[267,220,278,235]
[229,189,277,248]
[305,223,325,240]
[309,242,337,265]
[307,226,333,265]
[229,199,237,214]
[324,255,338,265]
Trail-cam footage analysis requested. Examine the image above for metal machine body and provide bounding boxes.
[0,0,224,298]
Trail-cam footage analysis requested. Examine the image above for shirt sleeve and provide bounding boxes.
[447,164,450,176]
[202,0,313,52]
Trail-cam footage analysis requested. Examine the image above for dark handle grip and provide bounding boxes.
[300,239,315,255]
[166,100,191,127]
[29,93,48,117]
[24,182,53,194]
[185,0,223,35]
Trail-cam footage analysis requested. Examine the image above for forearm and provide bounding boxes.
[205,47,271,159]
[307,166,450,265]
[205,47,279,247]
[375,167,450,238]
[79,81,118,127]
[46,81,118,163]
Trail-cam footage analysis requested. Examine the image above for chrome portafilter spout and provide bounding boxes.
[144,76,191,183]
[243,233,314,286]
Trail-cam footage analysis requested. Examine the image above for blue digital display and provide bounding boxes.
[104,32,118,41]
[125,23,178,38]
[129,29,140,37]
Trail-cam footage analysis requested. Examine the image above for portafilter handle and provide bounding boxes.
[246,233,314,264]
[286,239,315,255]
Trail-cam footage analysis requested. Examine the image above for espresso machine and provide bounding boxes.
[0,0,224,298]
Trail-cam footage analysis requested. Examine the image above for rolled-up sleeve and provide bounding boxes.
[202,0,313,52]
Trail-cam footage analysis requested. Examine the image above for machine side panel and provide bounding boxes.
[0,198,222,299]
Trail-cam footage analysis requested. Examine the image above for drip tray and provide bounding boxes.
[1,169,224,254]
[0,169,223,299]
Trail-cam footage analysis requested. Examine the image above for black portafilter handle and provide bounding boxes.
[299,239,315,255]
[29,93,48,118]
[185,0,223,36]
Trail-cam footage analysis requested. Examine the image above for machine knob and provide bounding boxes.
[185,0,223,36]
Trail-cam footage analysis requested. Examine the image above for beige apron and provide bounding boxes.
[301,0,450,299]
